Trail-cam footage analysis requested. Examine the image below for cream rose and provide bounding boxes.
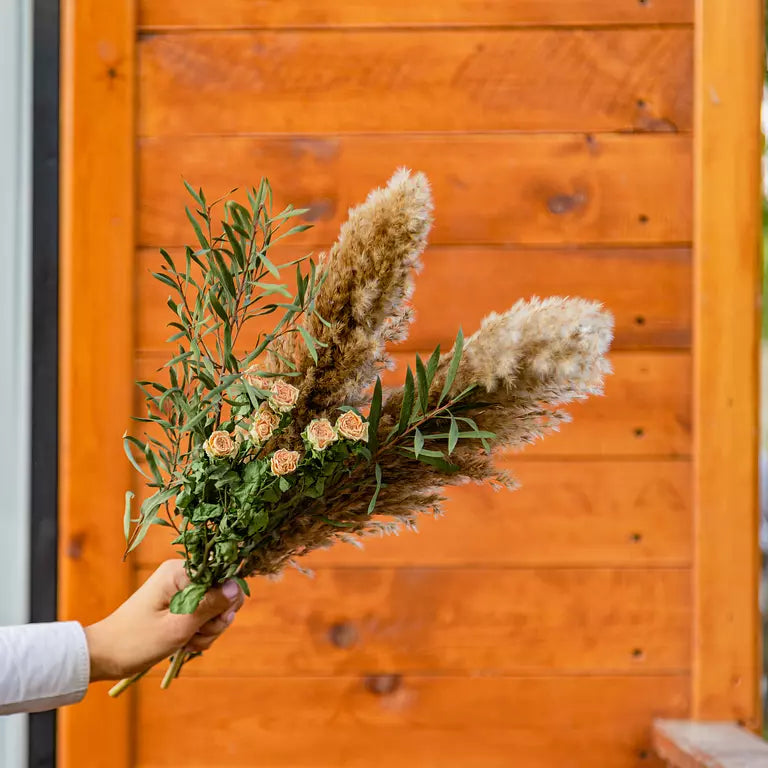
[250,405,280,445]
[270,448,300,476]
[336,411,369,442]
[243,365,273,392]
[269,379,300,413]
[204,429,237,459]
[305,418,338,452]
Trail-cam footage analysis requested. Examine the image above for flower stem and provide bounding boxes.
[160,648,187,689]
[108,667,150,698]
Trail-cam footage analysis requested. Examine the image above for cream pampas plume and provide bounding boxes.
[374,297,614,515]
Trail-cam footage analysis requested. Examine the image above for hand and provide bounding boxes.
[84,560,245,681]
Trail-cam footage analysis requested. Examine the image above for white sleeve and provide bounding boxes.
[0,622,90,715]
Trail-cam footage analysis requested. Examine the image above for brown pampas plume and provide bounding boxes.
[267,168,432,416]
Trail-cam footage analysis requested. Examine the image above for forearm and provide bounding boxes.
[0,622,90,715]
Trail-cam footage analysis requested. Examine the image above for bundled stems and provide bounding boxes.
[109,648,190,697]
[108,667,151,698]
[160,649,188,689]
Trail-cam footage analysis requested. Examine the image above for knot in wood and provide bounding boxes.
[364,674,402,696]
[328,621,358,649]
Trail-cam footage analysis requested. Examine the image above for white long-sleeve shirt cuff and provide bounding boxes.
[0,621,90,715]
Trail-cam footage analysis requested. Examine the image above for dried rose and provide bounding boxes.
[269,379,300,413]
[305,418,338,452]
[243,365,273,392]
[204,430,237,459]
[270,448,300,476]
[336,411,369,442]
[250,405,280,445]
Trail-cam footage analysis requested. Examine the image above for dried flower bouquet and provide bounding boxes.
[112,169,613,695]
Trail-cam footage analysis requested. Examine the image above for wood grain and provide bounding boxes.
[135,676,688,767]
[139,134,692,247]
[692,0,762,726]
[138,30,693,135]
[137,246,692,352]
[137,566,691,675]
[134,458,691,568]
[140,0,694,29]
[58,0,135,764]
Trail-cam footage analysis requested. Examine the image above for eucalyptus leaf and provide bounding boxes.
[448,416,459,455]
[123,434,151,480]
[439,328,464,405]
[415,354,429,414]
[185,206,209,250]
[414,428,425,458]
[367,463,383,514]
[426,345,441,387]
[398,366,415,435]
[297,326,318,363]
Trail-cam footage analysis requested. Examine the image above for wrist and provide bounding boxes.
[84,620,123,682]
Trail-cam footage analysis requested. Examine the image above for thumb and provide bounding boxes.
[190,581,239,627]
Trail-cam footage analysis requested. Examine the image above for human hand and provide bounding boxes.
[84,560,244,682]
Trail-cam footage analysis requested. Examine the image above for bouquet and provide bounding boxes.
[113,169,612,695]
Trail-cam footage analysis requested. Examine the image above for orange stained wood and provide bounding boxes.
[692,0,763,726]
[136,246,692,352]
[59,0,762,763]
[58,0,135,764]
[135,676,688,767]
[138,134,692,247]
[135,566,692,675]
[137,29,693,135]
[135,459,692,569]
[139,0,694,29]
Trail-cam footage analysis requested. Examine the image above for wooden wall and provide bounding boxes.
[131,3,694,765]
[63,0,765,766]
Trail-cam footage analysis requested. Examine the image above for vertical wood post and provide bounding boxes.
[693,0,763,726]
[59,0,135,763]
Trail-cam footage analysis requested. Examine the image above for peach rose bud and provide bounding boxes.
[269,379,300,413]
[243,365,273,392]
[305,418,338,452]
[204,430,237,459]
[249,405,280,445]
[270,448,300,476]
[336,411,369,442]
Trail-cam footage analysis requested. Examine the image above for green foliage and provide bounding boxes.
[170,583,207,615]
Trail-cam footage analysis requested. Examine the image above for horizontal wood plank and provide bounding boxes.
[137,246,692,352]
[138,30,693,135]
[138,134,692,247]
[137,566,691,675]
[135,676,688,767]
[134,459,691,568]
[132,350,692,456]
[140,0,694,29]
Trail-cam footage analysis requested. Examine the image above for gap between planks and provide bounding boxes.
[138,23,695,34]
